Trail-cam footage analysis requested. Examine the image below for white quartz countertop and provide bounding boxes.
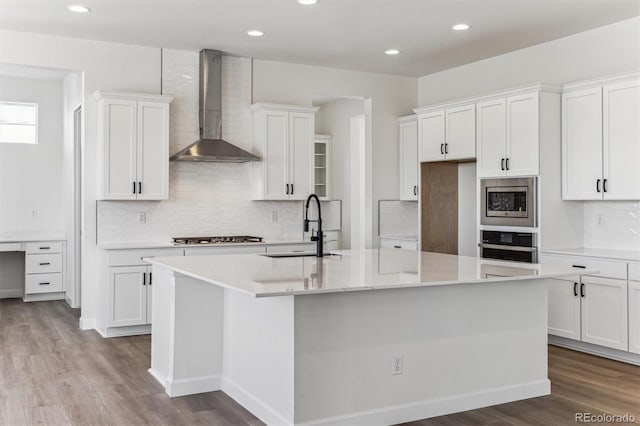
[97,238,314,250]
[145,249,598,297]
[543,247,640,262]
[379,235,418,241]
[0,231,66,242]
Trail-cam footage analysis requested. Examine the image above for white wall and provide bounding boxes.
[315,99,365,248]
[0,29,162,325]
[0,75,64,231]
[252,60,418,247]
[418,17,640,105]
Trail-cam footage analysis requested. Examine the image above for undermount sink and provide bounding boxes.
[261,252,338,259]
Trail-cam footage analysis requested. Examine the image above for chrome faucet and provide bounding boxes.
[304,194,324,257]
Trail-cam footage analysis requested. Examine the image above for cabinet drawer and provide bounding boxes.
[265,244,315,253]
[380,239,418,251]
[629,262,640,281]
[539,254,627,280]
[26,273,63,294]
[25,241,63,254]
[107,248,184,266]
[26,254,62,274]
[185,246,266,256]
[0,243,22,252]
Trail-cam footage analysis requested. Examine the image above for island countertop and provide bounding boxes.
[145,249,597,297]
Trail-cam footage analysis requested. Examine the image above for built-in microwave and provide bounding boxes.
[480,177,537,227]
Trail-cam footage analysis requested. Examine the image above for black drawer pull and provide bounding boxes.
[572,264,586,269]
[394,245,402,249]
[39,282,50,286]
[39,262,50,266]
[39,247,50,250]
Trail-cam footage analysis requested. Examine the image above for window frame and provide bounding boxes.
[0,101,39,144]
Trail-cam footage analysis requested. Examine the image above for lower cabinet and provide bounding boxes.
[380,238,418,251]
[627,280,640,355]
[547,275,628,351]
[107,266,152,327]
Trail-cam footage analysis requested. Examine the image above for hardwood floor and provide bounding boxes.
[0,298,638,426]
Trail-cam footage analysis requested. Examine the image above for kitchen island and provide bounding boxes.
[146,249,595,426]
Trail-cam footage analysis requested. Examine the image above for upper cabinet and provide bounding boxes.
[314,135,332,200]
[251,103,318,200]
[562,74,640,200]
[477,91,540,178]
[398,115,418,201]
[415,104,475,163]
[94,91,173,200]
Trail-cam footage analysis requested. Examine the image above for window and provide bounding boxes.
[0,101,38,144]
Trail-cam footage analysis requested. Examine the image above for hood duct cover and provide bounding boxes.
[170,49,260,163]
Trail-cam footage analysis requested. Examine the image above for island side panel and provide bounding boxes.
[293,280,549,425]
[150,267,225,397]
[222,289,296,426]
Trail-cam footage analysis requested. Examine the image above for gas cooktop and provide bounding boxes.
[172,236,263,245]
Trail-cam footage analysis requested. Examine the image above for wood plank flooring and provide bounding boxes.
[1,298,638,425]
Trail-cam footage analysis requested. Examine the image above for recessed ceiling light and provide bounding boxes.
[67,5,91,13]
[247,30,264,37]
[452,23,470,31]
[385,49,400,55]
[298,0,318,5]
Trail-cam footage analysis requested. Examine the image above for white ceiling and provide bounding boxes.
[0,0,638,77]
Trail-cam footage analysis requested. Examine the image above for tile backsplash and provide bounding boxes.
[583,201,640,251]
[378,200,418,237]
[97,50,309,243]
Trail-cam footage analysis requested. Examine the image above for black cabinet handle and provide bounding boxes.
[39,262,50,266]
[393,245,402,249]
[603,179,607,193]
[142,273,146,286]
[39,282,50,286]
[572,264,586,269]
[413,185,417,196]
[440,143,444,155]
[444,143,448,154]
[501,158,505,171]
[39,247,50,250]
[133,182,136,194]
[291,184,294,195]
[286,184,289,195]
[573,282,578,297]
[138,182,142,194]
[596,179,601,193]
[580,283,585,298]
[505,158,509,170]
[149,272,152,285]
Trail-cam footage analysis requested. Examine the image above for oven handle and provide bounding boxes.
[478,243,537,253]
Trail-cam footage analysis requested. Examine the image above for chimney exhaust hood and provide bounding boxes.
[170,49,260,163]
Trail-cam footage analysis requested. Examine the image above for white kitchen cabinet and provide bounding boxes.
[580,276,628,351]
[562,74,640,200]
[107,266,149,327]
[547,276,581,340]
[23,240,66,302]
[314,135,332,200]
[417,105,474,163]
[94,91,172,200]
[629,280,640,355]
[398,116,418,200]
[380,238,418,251]
[477,92,539,177]
[251,103,318,200]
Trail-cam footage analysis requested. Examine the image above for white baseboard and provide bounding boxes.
[23,292,65,302]
[221,376,293,426]
[549,335,640,366]
[166,374,221,397]
[296,380,550,426]
[148,368,166,387]
[0,289,23,299]
[93,324,151,338]
[79,317,96,330]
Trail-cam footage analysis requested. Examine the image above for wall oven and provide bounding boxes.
[479,231,538,263]
[480,177,537,227]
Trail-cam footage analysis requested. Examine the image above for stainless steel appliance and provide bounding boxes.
[172,236,263,245]
[480,177,537,227]
[479,230,538,263]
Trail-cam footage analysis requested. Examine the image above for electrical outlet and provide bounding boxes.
[271,211,278,223]
[31,209,38,217]
[137,212,147,224]
[392,356,403,375]
[597,214,604,225]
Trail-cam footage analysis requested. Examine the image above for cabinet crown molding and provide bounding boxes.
[93,90,174,103]
[397,114,417,123]
[413,83,560,115]
[250,102,319,114]
[562,71,640,92]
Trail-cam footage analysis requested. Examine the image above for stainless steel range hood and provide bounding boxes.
[170,49,260,163]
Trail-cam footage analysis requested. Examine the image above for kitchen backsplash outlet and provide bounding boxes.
[97,50,310,243]
[583,201,640,251]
